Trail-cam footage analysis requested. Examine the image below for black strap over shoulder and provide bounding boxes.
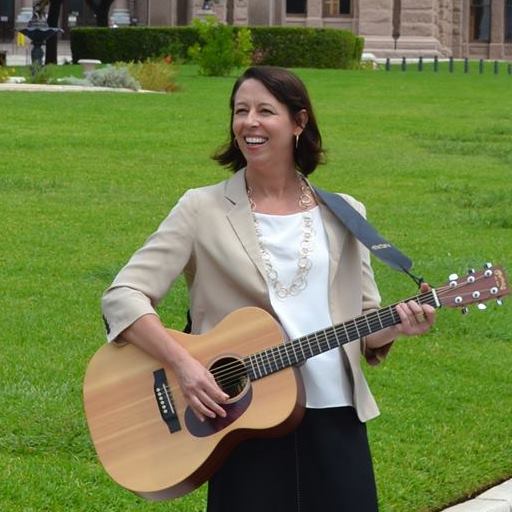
[184,186,424,333]
[314,187,423,287]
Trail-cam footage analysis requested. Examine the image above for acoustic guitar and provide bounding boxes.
[83,264,509,501]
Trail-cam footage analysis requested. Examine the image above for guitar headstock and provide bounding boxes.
[435,264,510,312]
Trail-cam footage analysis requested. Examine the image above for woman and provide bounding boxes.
[102,66,435,511]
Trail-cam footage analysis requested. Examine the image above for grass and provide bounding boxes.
[0,64,511,511]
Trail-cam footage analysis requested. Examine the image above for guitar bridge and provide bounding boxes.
[153,369,181,434]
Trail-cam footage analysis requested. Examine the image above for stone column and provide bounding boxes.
[357,0,394,52]
[451,0,464,58]
[400,0,435,39]
[395,0,445,56]
[436,0,453,55]
[15,0,34,29]
[232,0,249,26]
[489,0,505,59]
[110,0,131,26]
[274,0,286,25]
[306,0,323,27]
[248,0,270,25]
[149,0,177,26]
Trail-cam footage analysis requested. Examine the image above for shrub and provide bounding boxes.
[120,59,179,92]
[353,36,365,67]
[0,66,16,83]
[158,40,185,64]
[25,65,54,84]
[71,27,198,64]
[234,25,254,69]
[188,17,253,76]
[250,28,362,68]
[86,66,140,90]
[70,26,362,69]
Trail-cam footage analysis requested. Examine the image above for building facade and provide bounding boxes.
[2,0,511,60]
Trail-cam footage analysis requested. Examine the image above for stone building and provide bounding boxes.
[2,0,511,60]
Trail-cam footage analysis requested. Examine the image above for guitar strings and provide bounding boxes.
[210,289,443,387]
[213,286,453,388]
[208,290,435,388]
[168,274,492,394]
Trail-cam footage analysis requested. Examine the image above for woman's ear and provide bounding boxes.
[295,109,309,135]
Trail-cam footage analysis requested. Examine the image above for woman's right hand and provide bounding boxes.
[117,314,229,423]
[171,353,229,423]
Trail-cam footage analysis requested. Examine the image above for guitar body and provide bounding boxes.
[83,307,305,501]
[85,265,510,501]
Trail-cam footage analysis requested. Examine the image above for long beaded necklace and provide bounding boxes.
[247,176,316,299]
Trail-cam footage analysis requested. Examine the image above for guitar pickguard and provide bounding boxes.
[184,386,253,438]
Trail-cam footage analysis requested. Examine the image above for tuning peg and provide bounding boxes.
[477,303,487,311]
[483,262,493,269]
[461,307,469,315]
[468,268,476,274]
[497,299,504,306]
[449,273,459,287]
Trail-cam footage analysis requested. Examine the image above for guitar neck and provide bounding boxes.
[244,289,440,381]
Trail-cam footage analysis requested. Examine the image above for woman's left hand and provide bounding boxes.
[395,282,436,336]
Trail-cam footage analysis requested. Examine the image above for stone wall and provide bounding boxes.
[7,0,512,60]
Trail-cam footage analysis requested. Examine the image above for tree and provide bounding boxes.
[84,0,115,27]
[45,0,64,65]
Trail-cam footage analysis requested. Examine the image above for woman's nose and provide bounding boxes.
[246,109,259,126]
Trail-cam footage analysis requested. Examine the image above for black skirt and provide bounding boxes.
[207,407,378,512]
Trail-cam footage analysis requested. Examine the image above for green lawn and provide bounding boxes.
[0,65,511,511]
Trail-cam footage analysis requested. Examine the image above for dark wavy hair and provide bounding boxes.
[212,66,324,176]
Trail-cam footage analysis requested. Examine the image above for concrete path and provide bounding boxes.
[440,480,512,512]
[0,82,151,93]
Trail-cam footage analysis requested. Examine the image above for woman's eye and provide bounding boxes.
[235,108,247,115]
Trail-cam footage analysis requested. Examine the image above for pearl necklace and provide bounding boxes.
[247,177,315,299]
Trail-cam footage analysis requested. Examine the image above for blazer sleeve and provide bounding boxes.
[341,194,394,365]
[101,189,197,342]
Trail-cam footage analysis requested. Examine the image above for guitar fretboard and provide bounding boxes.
[244,290,439,381]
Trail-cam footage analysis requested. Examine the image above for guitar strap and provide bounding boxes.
[183,187,423,334]
[313,187,423,287]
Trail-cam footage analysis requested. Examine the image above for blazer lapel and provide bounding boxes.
[224,170,268,283]
[224,171,348,289]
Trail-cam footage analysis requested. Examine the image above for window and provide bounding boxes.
[470,0,491,41]
[506,0,512,41]
[323,0,351,17]
[287,0,307,15]
[0,0,14,40]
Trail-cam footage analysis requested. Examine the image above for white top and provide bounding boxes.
[253,206,353,408]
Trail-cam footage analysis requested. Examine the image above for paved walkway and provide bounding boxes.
[441,480,512,512]
[0,82,148,93]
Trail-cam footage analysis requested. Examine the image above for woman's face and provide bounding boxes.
[232,78,300,169]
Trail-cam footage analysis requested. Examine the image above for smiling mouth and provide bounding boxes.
[244,136,268,146]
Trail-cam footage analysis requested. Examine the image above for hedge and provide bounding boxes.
[70,26,364,69]
[70,27,197,63]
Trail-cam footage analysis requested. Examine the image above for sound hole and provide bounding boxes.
[210,357,249,399]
